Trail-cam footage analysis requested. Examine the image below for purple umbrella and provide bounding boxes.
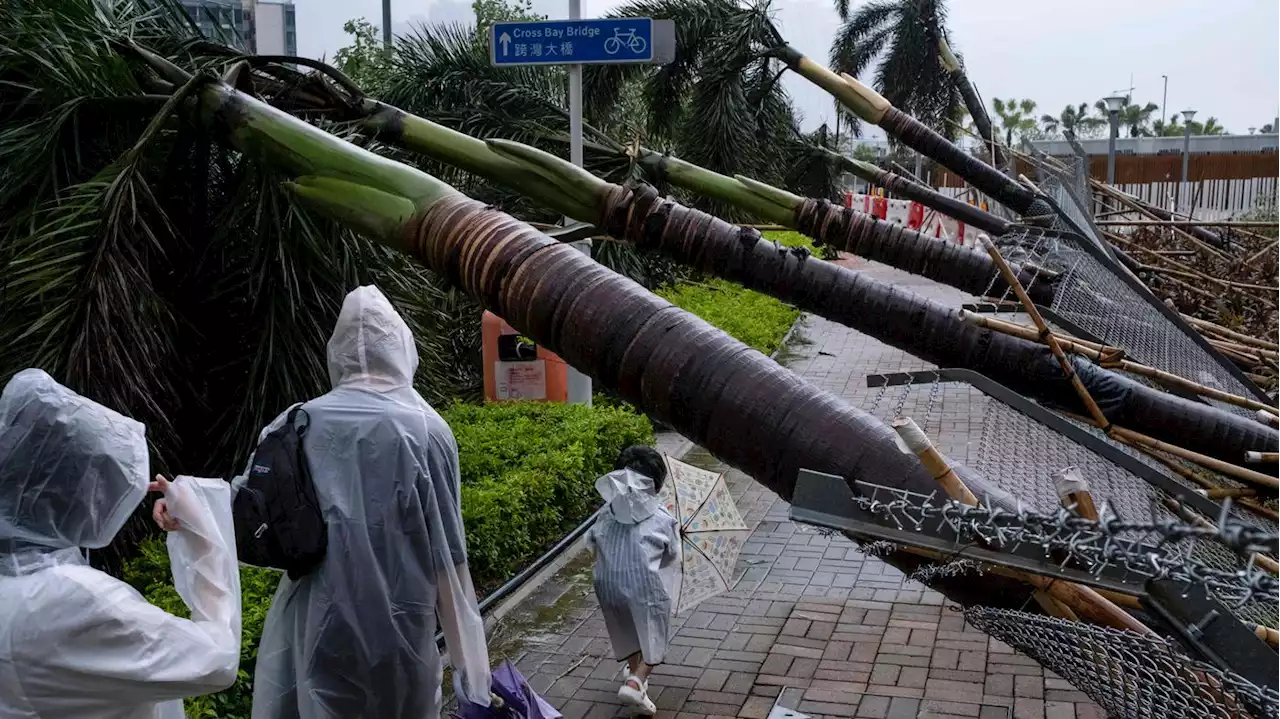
[456,660,562,719]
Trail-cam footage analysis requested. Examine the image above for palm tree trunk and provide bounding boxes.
[938,36,1004,169]
[192,78,949,504]
[832,154,1011,236]
[583,181,1276,467]
[358,97,1048,302]
[768,42,1051,219]
[346,103,1273,467]
[209,68,1274,467]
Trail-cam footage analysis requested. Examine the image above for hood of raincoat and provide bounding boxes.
[0,369,148,554]
[595,469,661,524]
[327,285,419,391]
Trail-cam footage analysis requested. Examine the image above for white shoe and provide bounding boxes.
[617,676,657,716]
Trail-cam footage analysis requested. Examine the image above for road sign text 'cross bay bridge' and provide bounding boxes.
[489,17,676,67]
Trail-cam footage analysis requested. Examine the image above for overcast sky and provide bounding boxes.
[296,0,1280,136]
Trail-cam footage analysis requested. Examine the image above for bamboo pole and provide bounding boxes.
[1105,424,1278,490]
[979,237,1114,430]
[1113,434,1280,522]
[891,417,1154,634]
[1244,239,1278,266]
[891,418,979,505]
[1245,452,1279,464]
[1181,314,1280,352]
[1052,466,1099,520]
[1092,183,1227,259]
[959,310,1279,416]
[1257,410,1280,428]
[1095,220,1280,229]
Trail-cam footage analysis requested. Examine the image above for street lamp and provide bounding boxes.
[1103,95,1126,185]
[1178,109,1196,212]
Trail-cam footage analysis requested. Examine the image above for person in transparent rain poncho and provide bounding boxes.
[586,445,680,716]
[0,369,242,718]
[207,285,490,718]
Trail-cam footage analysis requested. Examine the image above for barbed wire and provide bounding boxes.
[850,480,1278,607]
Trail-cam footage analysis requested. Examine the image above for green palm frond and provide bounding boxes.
[830,0,960,138]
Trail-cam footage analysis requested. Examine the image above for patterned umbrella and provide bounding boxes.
[657,455,752,615]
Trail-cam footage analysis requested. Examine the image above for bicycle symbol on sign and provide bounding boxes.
[603,27,647,55]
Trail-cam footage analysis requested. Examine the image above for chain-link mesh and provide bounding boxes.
[992,226,1262,415]
[966,607,1278,719]
[849,479,1279,607]
[858,373,1277,628]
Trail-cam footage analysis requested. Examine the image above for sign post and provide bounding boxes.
[490,15,674,407]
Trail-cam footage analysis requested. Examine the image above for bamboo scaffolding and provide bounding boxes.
[1091,183,1227,260]
[959,310,1280,416]
[1181,314,1280,352]
[891,417,1153,634]
[1111,434,1280,522]
[1095,220,1280,229]
[980,239,1279,492]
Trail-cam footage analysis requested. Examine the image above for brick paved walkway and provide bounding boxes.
[485,259,1104,719]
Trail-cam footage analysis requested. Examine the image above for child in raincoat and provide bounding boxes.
[585,445,679,716]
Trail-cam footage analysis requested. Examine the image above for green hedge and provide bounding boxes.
[657,277,800,355]
[121,400,652,717]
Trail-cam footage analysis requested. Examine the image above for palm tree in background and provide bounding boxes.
[1096,97,1160,137]
[1040,103,1106,140]
[991,97,1038,146]
[829,0,962,138]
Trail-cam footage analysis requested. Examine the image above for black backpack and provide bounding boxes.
[231,404,327,579]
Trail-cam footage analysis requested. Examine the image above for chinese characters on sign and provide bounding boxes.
[513,41,575,58]
[491,18,665,67]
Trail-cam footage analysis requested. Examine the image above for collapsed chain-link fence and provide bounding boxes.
[859,376,1277,630]
[966,606,1278,719]
[985,225,1265,416]
[848,479,1278,608]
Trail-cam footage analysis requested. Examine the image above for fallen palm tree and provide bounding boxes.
[241,58,1051,305]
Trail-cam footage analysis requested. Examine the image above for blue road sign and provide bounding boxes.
[490,17,658,67]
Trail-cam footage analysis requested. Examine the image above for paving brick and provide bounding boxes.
[799,700,860,718]
[724,672,754,696]
[1043,701,1074,719]
[924,679,986,704]
[897,666,928,688]
[656,686,692,711]
[979,707,1011,719]
[697,669,730,691]
[870,663,901,685]
[787,657,820,679]
[932,647,960,669]
[919,699,983,717]
[738,697,773,719]
[1014,676,1044,699]
[1012,698,1045,719]
[887,697,921,719]
[856,695,891,718]
[760,653,793,676]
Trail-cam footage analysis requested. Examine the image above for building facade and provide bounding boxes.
[178,0,295,56]
[253,0,298,57]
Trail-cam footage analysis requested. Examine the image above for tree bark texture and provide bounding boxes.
[793,197,1045,302]
[602,184,1278,466]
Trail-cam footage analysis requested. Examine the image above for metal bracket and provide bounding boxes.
[1142,579,1277,693]
[861,368,1228,520]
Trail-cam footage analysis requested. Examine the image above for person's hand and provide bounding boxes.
[150,474,180,531]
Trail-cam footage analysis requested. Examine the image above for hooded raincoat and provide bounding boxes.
[585,469,679,665]
[0,369,241,718]
[247,285,491,719]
